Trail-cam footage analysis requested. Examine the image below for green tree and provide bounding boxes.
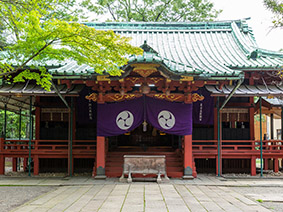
[0,110,30,139]
[0,0,143,90]
[264,0,283,28]
[90,0,221,22]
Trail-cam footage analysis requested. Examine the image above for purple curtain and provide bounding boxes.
[97,96,193,136]
[145,96,192,135]
[97,97,144,136]
[193,89,214,125]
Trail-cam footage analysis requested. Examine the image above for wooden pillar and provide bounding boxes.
[95,136,106,179]
[12,158,17,172]
[33,155,39,175]
[259,97,263,177]
[251,156,256,176]
[183,135,193,179]
[0,156,4,175]
[216,97,222,176]
[274,158,279,173]
[249,72,255,140]
[28,96,32,177]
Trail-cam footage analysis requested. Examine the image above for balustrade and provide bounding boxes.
[0,139,96,155]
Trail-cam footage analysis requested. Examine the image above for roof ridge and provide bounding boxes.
[83,20,244,30]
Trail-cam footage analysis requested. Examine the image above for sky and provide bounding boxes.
[211,0,283,51]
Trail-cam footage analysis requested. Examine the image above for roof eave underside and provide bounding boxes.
[0,84,84,112]
[206,85,283,97]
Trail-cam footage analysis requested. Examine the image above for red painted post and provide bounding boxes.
[33,155,39,175]
[251,156,256,176]
[95,136,106,179]
[183,135,194,179]
[274,158,279,173]
[0,137,5,174]
[12,158,17,172]
[0,137,3,152]
[0,156,4,175]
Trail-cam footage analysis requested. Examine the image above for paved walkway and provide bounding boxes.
[1,175,282,212]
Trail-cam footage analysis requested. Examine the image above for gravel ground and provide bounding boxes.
[233,187,283,212]
[0,186,57,212]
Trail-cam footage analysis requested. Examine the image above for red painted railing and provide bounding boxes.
[0,139,96,156]
[192,140,283,158]
[1,139,283,159]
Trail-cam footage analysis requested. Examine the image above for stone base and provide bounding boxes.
[183,175,194,180]
[94,175,107,180]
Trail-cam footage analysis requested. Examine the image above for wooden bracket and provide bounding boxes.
[180,76,194,82]
[97,75,110,81]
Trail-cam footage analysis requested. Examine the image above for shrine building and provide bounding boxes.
[1,20,283,178]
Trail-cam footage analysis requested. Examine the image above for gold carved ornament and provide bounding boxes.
[191,93,205,102]
[151,94,184,102]
[131,64,159,77]
[86,93,143,103]
[106,94,141,102]
[148,77,163,84]
[126,77,141,84]
[85,93,98,102]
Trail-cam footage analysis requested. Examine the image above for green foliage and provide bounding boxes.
[90,0,221,22]
[0,110,31,139]
[264,0,283,28]
[0,0,143,90]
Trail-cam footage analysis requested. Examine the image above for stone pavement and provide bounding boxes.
[1,175,282,212]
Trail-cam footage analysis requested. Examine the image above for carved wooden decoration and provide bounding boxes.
[180,76,194,81]
[131,63,159,77]
[85,93,97,102]
[191,93,205,102]
[149,94,185,102]
[97,75,110,81]
[86,92,204,103]
[86,93,143,102]
[105,94,142,102]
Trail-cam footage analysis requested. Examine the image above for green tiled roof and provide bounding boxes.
[49,20,283,79]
